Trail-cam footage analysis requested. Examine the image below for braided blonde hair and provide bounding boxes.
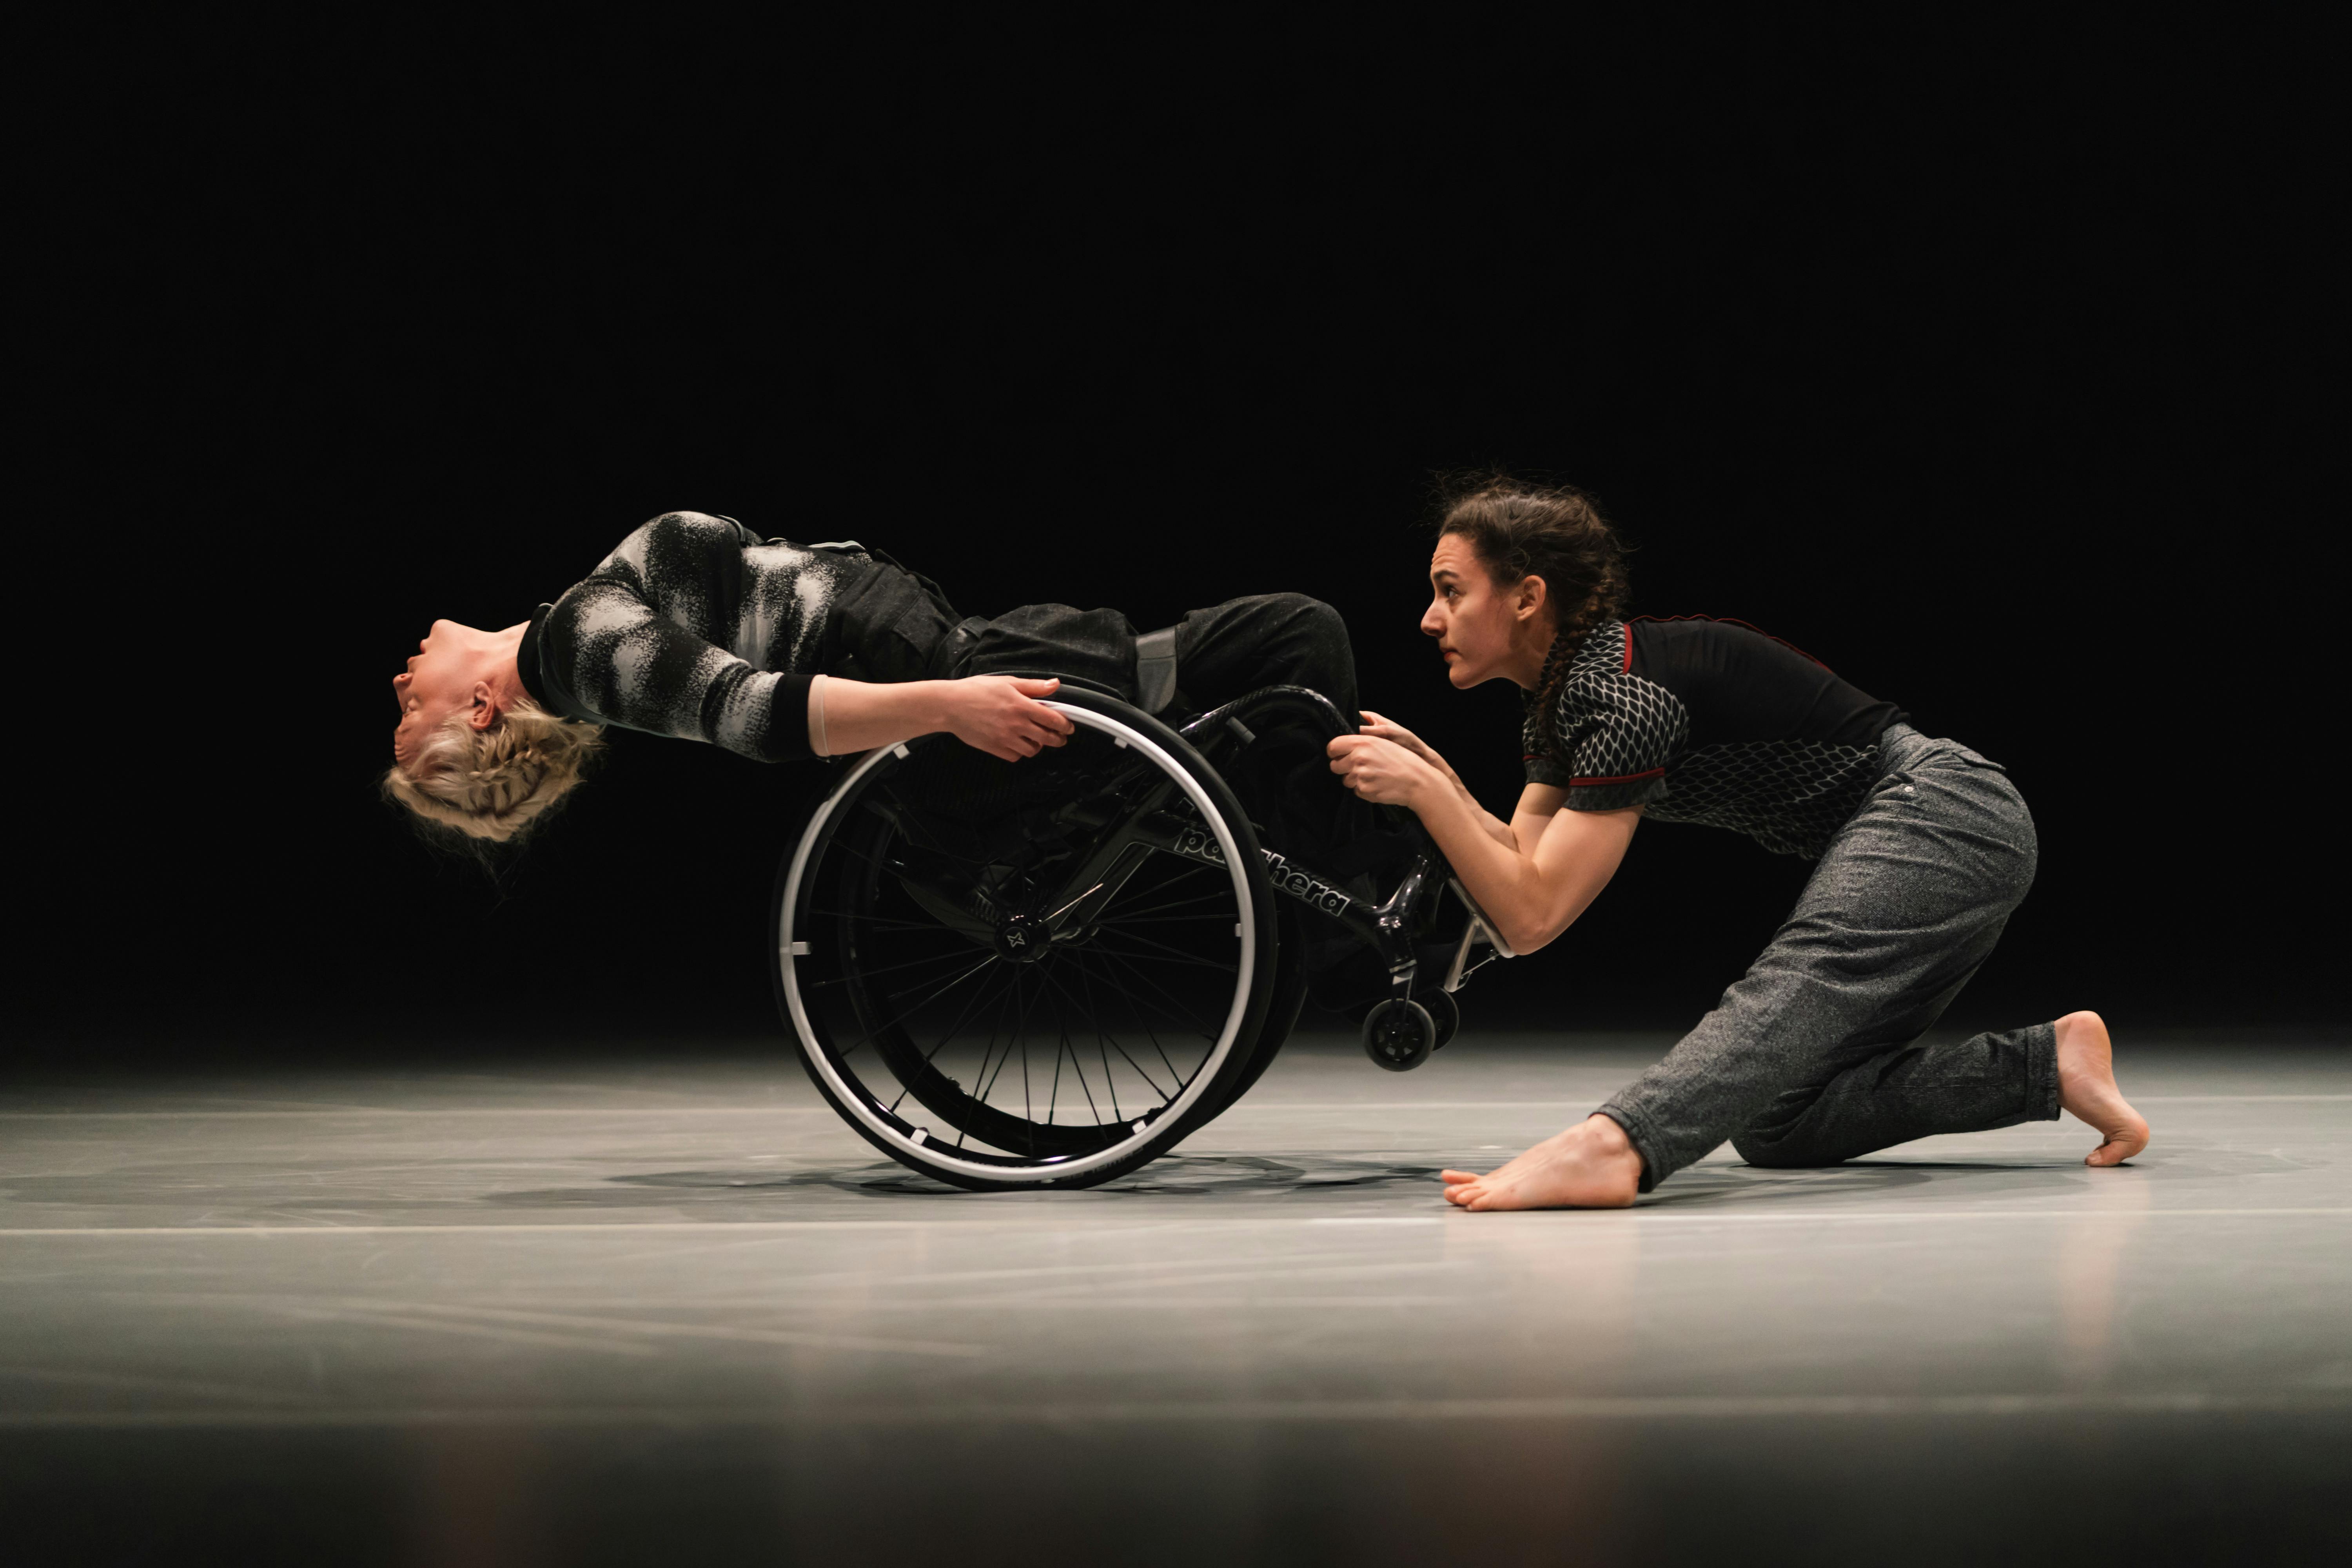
[381,698,605,844]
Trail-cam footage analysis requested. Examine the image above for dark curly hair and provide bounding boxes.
[1435,474,1631,757]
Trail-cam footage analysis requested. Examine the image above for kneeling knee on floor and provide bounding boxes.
[1731,1133,1843,1169]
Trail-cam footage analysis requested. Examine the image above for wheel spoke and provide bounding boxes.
[974,967,1031,1116]
[1036,958,1168,1107]
[1093,924,1241,970]
[1020,975,1037,1151]
[886,959,1017,1116]
[1089,935,1241,975]
[1045,980,1067,1127]
[1066,1033,1102,1124]
[1104,878,1228,920]
[804,945,987,991]
[834,951,1002,1060]
[1089,941,1227,1045]
[1083,944,1219,1097]
[1062,950,1184,1102]
[823,835,913,882]
[955,981,1022,1151]
[1092,913,1243,925]
[825,833,1005,898]
[806,909,959,931]
[860,797,1029,869]
[844,804,1008,869]
[1073,957,1122,1123]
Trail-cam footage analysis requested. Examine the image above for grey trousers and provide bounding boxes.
[1599,726,2059,1190]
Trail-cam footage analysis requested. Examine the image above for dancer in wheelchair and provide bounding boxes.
[386,508,1396,1008]
[1323,477,2151,1210]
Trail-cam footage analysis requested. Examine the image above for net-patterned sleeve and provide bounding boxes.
[1521,623,1687,811]
[538,512,816,762]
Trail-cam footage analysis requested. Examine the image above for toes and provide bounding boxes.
[1439,1170,1479,1184]
[2087,1129,2148,1166]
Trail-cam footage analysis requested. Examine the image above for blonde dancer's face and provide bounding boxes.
[391,620,500,770]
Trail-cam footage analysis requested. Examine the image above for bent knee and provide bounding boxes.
[1254,591,1344,633]
[1287,595,1353,664]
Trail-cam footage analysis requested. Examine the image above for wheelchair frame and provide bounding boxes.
[1163,686,1517,1003]
[772,682,1514,1189]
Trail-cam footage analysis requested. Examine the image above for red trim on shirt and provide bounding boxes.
[1628,614,1831,670]
[1570,767,1666,786]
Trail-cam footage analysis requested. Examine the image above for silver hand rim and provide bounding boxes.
[779,700,1258,1182]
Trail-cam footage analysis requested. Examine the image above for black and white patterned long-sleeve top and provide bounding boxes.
[516,512,895,762]
[1523,617,1907,858]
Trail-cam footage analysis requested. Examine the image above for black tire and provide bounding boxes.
[771,687,1280,1190]
[1422,987,1460,1052]
[1205,901,1308,1117]
[1361,997,1437,1073]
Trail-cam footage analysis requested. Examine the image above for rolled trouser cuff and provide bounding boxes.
[2026,1020,2062,1122]
[1596,1103,1668,1194]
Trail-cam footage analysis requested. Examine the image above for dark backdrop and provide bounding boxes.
[26,16,2334,1060]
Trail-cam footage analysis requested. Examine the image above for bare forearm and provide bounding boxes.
[815,678,952,755]
[1425,755,1514,850]
[815,673,1074,762]
[1403,781,1635,954]
[1452,778,1517,849]
[1409,782,1552,940]
[1330,729,1634,954]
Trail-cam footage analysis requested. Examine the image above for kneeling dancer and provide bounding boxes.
[1325,478,2150,1209]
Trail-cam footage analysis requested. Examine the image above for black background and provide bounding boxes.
[25,15,2336,1060]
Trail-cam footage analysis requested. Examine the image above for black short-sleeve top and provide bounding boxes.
[1523,617,1907,858]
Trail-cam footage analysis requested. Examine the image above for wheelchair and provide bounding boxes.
[770,681,1516,1191]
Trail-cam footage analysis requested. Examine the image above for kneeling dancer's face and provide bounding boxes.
[1421,535,1546,690]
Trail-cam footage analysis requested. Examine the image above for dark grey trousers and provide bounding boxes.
[1599,726,2059,1190]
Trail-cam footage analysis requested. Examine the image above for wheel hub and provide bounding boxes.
[992,913,1051,963]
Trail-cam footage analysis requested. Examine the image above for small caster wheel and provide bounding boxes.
[1419,989,1459,1052]
[1362,998,1437,1072]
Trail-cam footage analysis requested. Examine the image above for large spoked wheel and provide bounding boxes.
[772,686,1281,1191]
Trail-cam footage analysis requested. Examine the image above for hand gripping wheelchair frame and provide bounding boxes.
[770,681,1515,1191]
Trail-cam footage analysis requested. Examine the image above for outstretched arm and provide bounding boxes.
[1328,733,1639,954]
[815,675,1074,761]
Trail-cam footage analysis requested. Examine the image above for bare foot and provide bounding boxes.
[2055,1010,2149,1167]
[1441,1115,1642,1210]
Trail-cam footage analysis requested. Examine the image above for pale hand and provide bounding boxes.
[1356,710,1461,788]
[947,677,1074,762]
[1327,732,1439,807]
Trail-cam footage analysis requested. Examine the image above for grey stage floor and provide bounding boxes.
[4,1033,2347,1564]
